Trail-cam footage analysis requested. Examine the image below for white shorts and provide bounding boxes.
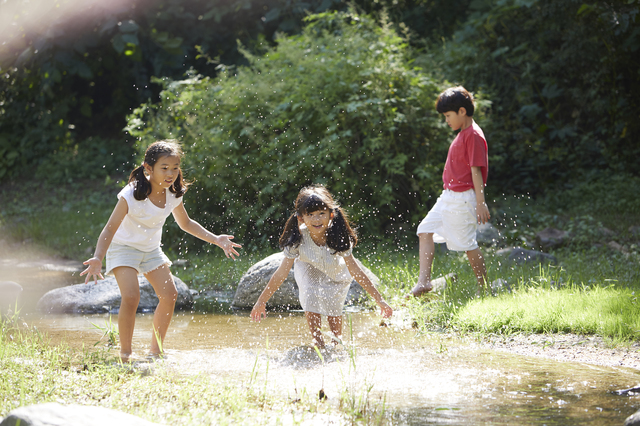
[416,189,478,252]
[105,243,172,275]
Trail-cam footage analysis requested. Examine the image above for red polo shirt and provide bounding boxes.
[442,121,488,192]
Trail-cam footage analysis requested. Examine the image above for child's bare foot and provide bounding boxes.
[405,282,433,298]
[119,353,131,363]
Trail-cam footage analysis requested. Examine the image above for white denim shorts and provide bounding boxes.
[416,189,478,252]
[105,243,172,275]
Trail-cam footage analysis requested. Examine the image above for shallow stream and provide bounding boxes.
[25,311,640,425]
[5,253,640,425]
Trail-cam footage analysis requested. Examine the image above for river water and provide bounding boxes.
[4,252,640,425]
[24,310,640,425]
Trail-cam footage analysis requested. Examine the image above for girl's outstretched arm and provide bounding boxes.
[250,257,295,322]
[80,198,129,284]
[172,203,242,259]
[344,255,393,318]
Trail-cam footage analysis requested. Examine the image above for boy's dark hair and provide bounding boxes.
[128,140,190,201]
[435,86,475,116]
[279,184,357,253]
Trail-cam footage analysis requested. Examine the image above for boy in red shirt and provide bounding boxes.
[409,86,490,298]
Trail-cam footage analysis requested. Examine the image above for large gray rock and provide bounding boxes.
[0,403,164,426]
[36,275,192,314]
[0,281,22,318]
[535,227,568,250]
[626,408,640,426]
[476,223,504,246]
[231,252,375,309]
[497,247,557,265]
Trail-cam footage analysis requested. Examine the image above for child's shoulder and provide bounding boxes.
[468,121,486,139]
[117,182,135,198]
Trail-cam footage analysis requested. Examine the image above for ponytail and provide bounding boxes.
[279,213,303,249]
[171,169,187,197]
[327,207,357,253]
[129,165,152,201]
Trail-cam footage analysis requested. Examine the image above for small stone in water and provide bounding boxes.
[319,389,327,400]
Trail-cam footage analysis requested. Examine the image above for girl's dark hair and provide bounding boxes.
[279,184,357,253]
[435,86,475,116]
[128,140,190,201]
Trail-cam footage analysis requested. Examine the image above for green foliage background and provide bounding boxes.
[126,11,450,246]
[1,0,638,248]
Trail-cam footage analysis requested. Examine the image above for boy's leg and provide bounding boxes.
[327,315,343,345]
[113,266,141,362]
[408,232,435,297]
[466,248,487,295]
[305,311,324,348]
[145,264,178,357]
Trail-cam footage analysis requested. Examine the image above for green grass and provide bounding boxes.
[0,178,118,259]
[453,284,640,341]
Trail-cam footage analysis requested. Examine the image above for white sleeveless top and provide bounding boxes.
[111,183,183,252]
[283,225,352,283]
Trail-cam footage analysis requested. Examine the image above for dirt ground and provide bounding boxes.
[472,333,640,371]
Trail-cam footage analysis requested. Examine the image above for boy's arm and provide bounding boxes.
[471,166,490,224]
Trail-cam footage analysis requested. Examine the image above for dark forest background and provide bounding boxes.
[1,0,638,247]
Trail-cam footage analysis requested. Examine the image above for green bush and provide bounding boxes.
[126,10,452,248]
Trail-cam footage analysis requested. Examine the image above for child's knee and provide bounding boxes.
[121,292,140,306]
[159,286,178,303]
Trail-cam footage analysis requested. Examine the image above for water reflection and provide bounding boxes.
[26,311,640,425]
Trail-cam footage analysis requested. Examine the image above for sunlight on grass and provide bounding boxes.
[453,285,640,341]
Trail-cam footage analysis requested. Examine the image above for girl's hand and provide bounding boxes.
[216,235,242,260]
[250,302,267,322]
[378,301,393,319]
[80,257,104,285]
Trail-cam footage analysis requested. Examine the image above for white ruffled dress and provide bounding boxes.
[283,225,353,316]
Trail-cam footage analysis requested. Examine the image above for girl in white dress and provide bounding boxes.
[251,185,392,347]
[81,140,241,362]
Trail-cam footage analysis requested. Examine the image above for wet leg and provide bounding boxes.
[145,264,177,357]
[408,232,435,297]
[305,311,324,348]
[113,266,141,362]
[466,248,487,296]
[327,315,343,345]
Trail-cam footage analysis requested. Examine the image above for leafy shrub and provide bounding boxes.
[0,0,347,183]
[126,10,452,248]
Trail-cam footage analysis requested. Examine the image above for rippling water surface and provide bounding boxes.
[27,311,640,425]
[5,248,639,425]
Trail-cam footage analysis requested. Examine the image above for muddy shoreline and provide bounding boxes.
[471,333,640,371]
